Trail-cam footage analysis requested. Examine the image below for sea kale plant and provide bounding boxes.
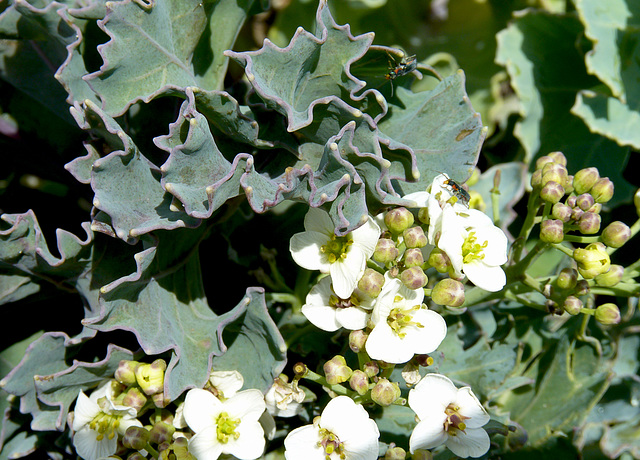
[1,0,639,459]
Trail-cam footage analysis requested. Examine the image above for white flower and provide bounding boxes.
[408,373,490,458]
[208,370,244,398]
[301,276,375,332]
[284,396,379,460]
[290,208,380,298]
[71,383,142,460]
[265,375,306,418]
[365,277,447,364]
[183,388,266,460]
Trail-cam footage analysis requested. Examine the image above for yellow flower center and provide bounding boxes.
[387,296,423,338]
[321,234,353,264]
[89,398,122,441]
[444,403,470,436]
[461,231,487,264]
[216,412,241,443]
[329,293,360,309]
[317,427,345,460]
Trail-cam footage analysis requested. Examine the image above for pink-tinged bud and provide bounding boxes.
[541,162,569,187]
[578,212,601,235]
[149,421,175,445]
[384,207,415,234]
[551,202,572,222]
[358,268,385,297]
[547,151,567,166]
[115,360,140,385]
[540,181,565,204]
[122,387,147,412]
[575,193,595,211]
[373,238,399,264]
[540,219,564,243]
[400,266,428,289]
[588,202,602,214]
[573,167,600,194]
[575,279,590,296]
[427,247,450,273]
[151,392,170,408]
[384,446,408,459]
[530,169,542,189]
[595,264,624,287]
[349,330,368,353]
[556,268,578,289]
[574,242,610,279]
[591,177,614,203]
[403,248,424,268]
[566,195,577,208]
[362,360,379,378]
[348,370,370,396]
[601,221,631,248]
[431,278,465,307]
[535,155,555,170]
[371,378,401,406]
[123,426,150,450]
[403,226,428,248]
[595,303,621,325]
[563,296,583,315]
[323,355,352,385]
[564,175,575,194]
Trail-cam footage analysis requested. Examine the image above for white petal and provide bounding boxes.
[445,427,490,458]
[330,249,366,298]
[72,391,100,431]
[409,418,448,453]
[341,419,380,460]
[463,261,506,292]
[224,390,266,422]
[409,374,457,420]
[188,425,224,460]
[320,396,371,435]
[284,425,326,460]
[402,309,447,354]
[301,303,341,331]
[365,322,414,364]
[208,370,244,398]
[225,419,266,459]
[183,389,221,433]
[289,231,330,272]
[456,387,490,428]
[73,425,118,460]
[351,217,381,257]
[402,191,430,208]
[304,207,334,234]
[335,306,369,330]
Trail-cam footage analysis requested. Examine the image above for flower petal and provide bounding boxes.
[72,391,100,431]
[188,425,225,460]
[289,230,331,272]
[365,321,414,363]
[301,303,341,331]
[445,427,490,458]
[409,374,457,420]
[225,419,266,459]
[284,425,325,460]
[456,387,490,428]
[183,388,221,433]
[351,217,381,257]
[330,249,366,298]
[403,309,447,354]
[304,207,334,234]
[224,389,266,422]
[409,418,448,453]
[334,305,369,330]
[463,261,506,292]
[73,425,118,460]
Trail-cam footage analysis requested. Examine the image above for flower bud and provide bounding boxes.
[323,355,352,385]
[127,453,146,460]
[349,330,368,353]
[551,202,572,222]
[635,189,640,216]
[115,360,140,386]
[595,303,621,325]
[136,359,166,395]
[540,181,565,204]
[373,238,399,264]
[403,248,424,268]
[590,177,614,203]
[431,278,465,307]
[574,242,610,279]
[122,387,148,412]
[415,354,434,367]
[363,360,379,378]
[564,175,575,194]
[348,370,370,396]
[563,296,583,315]
[400,266,428,289]
[371,378,401,406]
[530,169,542,189]
[403,226,428,248]
[385,446,407,459]
[149,421,175,445]
[535,155,555,170]
[588,202,602,214]
[575,279,590,296]
[601,221,631,248]
[384,207,414,234]
[556,268,578,289]
[358,268,385,297]
[541,162,569,187]
[427,247,449,273]
[595,264,624,287]
[540,219,564,243]
[573,167,600,194]
[401,362,421,386]
[123,426,150,450]
[151,392,170,408]
[547,151,567,166]
[578,212,601,235]
[575,193,595,211]
[417,207,429,225]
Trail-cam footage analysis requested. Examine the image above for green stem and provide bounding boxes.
[563,235,600,244]
[300,368,352,397]
[144,443,159,459]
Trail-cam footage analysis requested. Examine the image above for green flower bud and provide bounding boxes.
[540,181,565,204]
[578,212,601,235]
[575,193,595,211]
[348,370,370,396]
[530,169,542,189]
[535,155,555,170]
[403,248,424,268]
[635,189,640,216]
[348,329,368,353]
[564,175,575,194]
[384,446,407,459]
[556,268,578,289]
[574,242,610,279]
[127,452,147,460]
[573,167,600,195]
[371,378,401,406]
[136,359,166,395]
[431,278,465,307]
[151,392,170,408]
[384,207,414,234]
[427,247,450,273]
[551,202,572,222]
[149,421,175,445]
[587,202,602,214]
[601,221,631,248]
[575,279,590,296]
[595,264,624,287]
[115,360,140,385]
[122,387,148,412]
[357,268,385,297]
[123,426,150,450]
[541,162,569,187]
[403,226,428,248]
[363,360,379,378]
[591,177,614,203]
[540,219,564,243]
[373,238,399,264]
[563,296,583,315]
[547,151,567,166]
[323,355,352,385]
[566,195,577,208]
[595,303,621,325]
[417,207,429,225]
[400,266,428,290]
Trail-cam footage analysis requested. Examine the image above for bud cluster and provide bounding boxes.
[115,358,168,409]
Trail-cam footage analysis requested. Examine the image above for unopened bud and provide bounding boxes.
[357,268,385,297]
[573,167,600,195]
[323,355,352,385]
[373,238,399,264]
[363,360,379,378]
[547,151,567,166]
[551,202,572,222]
[575,193,595,211]
[541,162,569,187]
[123,426,150,450]
[427,247,450,273]
[415,354,434,367]
[349,370,370,396]
[115,360,140,385]
[431,278,465,307]
[151,392,170,408]
[385,446,407,459]
[349,330,368,353]
[575,279,590,296]
[595,264,624,287]
[635,189,640,216]
[371,378,401,406]
[535,155,555,170]
[540,219,564,243]
[149,421,175,445]
[122,387,147,412]
[401,361,421,387]
[136,359,166,395]
[384,207,414,234]
[400,266,428,289]
[601,221,631,248]
[403,248,424,268]
[590,177,614,203]
[578,212,601,235]
[574,242,610,279]
[563,296,583,315]
[403,226,428,248]
[540,181,565,204]
[556,268,578,289]
[595,303,621,325]
[530,169,542,189]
